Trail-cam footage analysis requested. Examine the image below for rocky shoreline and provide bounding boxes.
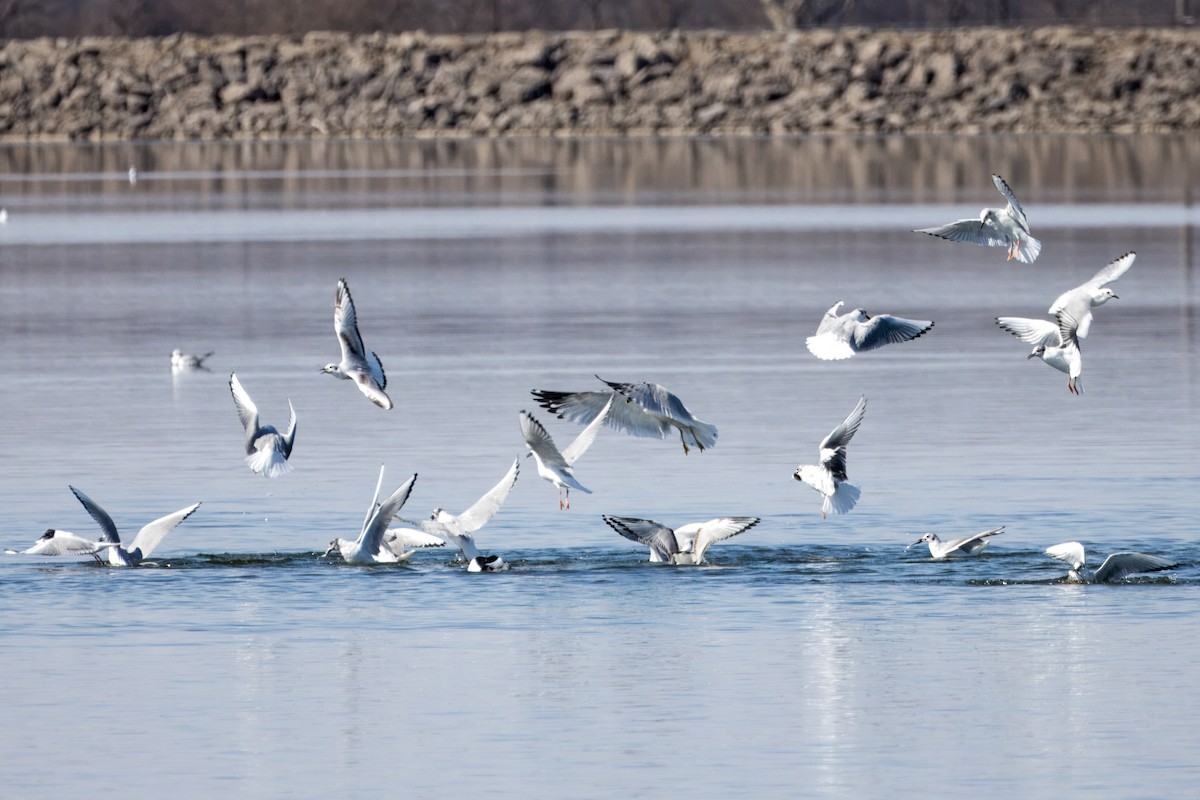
[0,27,1197,141]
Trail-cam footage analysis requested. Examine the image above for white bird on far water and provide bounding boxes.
[1048,251,1135,339]
[995,311,1084,395]
[230,373,297,477]
[910,527,1004,559]
[1044,541,1177,583]
[805,301,934,360]
[915,173,1042,264]
[323,468,418,564]
[794,395,867,519]
[321,277,392,410]
[604,515,760,565]
[520,398,611,510]
[390,458,520,559]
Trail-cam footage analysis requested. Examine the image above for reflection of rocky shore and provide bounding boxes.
[0,27,1197,140]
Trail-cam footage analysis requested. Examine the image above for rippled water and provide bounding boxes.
[1,136,1198,798]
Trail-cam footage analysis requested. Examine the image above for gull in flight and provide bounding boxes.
[604,515,760,565]
[532,376,717,454]
[915,173,1042,264]
[995,311,1083,395]
[321,277,392,410]
[1044,541,1176,583]
[794,395,867,518]
[171,348,214,371]
[1048,251,1135,339]
[230,373,297,477]
[910,527,1004,559]
[805,301,934,360]
[520,399,611,509]
[14,486,200,566]
[391,457,520,563]
[324,468,418,564]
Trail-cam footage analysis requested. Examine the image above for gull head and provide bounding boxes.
[910,532,937,549]
[320,363,339,375]
[322,539,344,558]
[1096,288,1119,304]
[979,209,997,226]
[852,308,870,322]
[431,507,452,523]
[38,528,59,541]
[1028,345,1046,360]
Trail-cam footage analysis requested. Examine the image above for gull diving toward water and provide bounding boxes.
[910,527,1005,559]
[10,486,200,566]
[532,376,717,454]
[520,398,611,509]
[915,174,1042,264]
[230,372,297,477]
[321,277,392,410]
[1048,251,1135,339]
[324,468,418,564]
[794,395,867,519]
[604,515,760,565]
[1044,541,1176,583]
[805,301,934,360]
[171,348,214,371]
[995,311,1084,395]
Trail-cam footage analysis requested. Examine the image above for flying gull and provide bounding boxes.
[1048,251,1135,339]
[805,301,934,360]
[520,398,610,510]
[321,277,392,410]
[995,311,1084,395]
[230,372,297,477]
[794,395,867,519]
[915,174,1042,264]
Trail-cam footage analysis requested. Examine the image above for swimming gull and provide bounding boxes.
[171,348,214,371]
[230,372,297,477]
[910,526,1005,559]
[520,398,611,509]
[7,530,121,560]
[995,311,1083,395]
[915,174,1042,264]
[54,486,200,566]
[391,457,520,559]
[1048,251,1135,339]
[321,277,392,410]
[805,301,934,360]
[794,395,867,518]
[324,468,418,564]
[532,376,717,454]
[604,515,760,565]
[1044,541,1176,583]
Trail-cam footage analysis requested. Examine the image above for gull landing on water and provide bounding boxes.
[915,173,1042,264]
[324,468,418,564]
[520,398,610,510]
[321,277,392,410]
[1048,251,1135,339]
[910,527,1004,559]
[604,515,760,565]
[1044,542,1177,583]
[171,348,214,371]
[794,395,867,519]
[805,301,934,360]
[230,373,297,477]
[995,311,1084,395]
[7,530,120,560]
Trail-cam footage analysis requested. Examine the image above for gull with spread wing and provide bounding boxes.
[910,527,1005,559]
[171,348,214,371]
[995,311,1084,395]
[1044,542,1176,583]
[323,468,418,564]
[794,395,867,519]
[7,530,120,561]
[604,515,760,565]
[321,277,392,410]
[1048,251,1135,339]
[915,173,1042,264]
[805,301,934,360]
[520,398,610,509]
[230,372,297,477]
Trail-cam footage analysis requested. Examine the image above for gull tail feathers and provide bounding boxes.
[824,483,861,516]
[1017,235,1042,264]
[246,448,292,478]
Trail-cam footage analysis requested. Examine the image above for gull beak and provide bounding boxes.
[1026,352,1038,360]
[1111,293,1119,300]
[907,539,924,549]
[322,541,338,558]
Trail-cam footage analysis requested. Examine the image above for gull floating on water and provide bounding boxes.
[915,174,1042,264]
[520,398,611,510]
[230,372,297,477]
[604,515,760,565]
[7,530,120,560]
[322,277,392,410]
[995,311,1084,395]
[910,527,1005,559]
[805,301,934,360]
[1044,541,1176,583]
[324,468,418,564]
[532,376,717,454]
[171,348,214,371]
[794,395,867,519]
[1048,251,1135,339]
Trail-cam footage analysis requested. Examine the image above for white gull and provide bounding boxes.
[321,277,392,410]
[915,173,1042,264]
[520,398,611,510]
[805,301,934,360]
[794,395,867,519]
[1048,251,1135,339]
[910,527,1005,559]
[604,515,760,565]
[1044,541,1176,583]
[230,372,297,477]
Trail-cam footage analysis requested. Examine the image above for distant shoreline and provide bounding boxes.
[0,27,1196,141]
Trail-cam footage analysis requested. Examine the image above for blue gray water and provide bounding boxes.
[1,136,1198,798]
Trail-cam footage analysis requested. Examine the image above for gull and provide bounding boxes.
[0,208,7,224]
[1048,251,1135,339]
[7,530,121,560]
[915,173,1042,264]
[532,375,717,454]
[604,515,760,565]
[323,468,418,564]
[1045,542,1177,583]
[127,166,138,184]
[805,301,934,360]
[995,311,1083,395]
[230,373,297,477]
[910,527,1005,559]
[794,395,867,518]
[61,485,200,566]
[171,348,214,371]
[520,399,610,509]
[321,277,392,410]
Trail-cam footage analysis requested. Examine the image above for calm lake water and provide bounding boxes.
[1,136,1198,798]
